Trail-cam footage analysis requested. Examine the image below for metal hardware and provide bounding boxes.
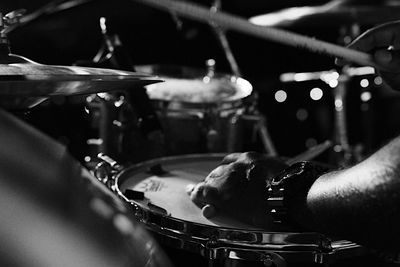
[0,10,25,50]
[93,153,124,189]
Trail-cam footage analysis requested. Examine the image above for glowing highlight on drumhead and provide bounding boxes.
[275,90,287,103]
[310,87,323,100]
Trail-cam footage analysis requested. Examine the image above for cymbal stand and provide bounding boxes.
[332,72,352,166]
[332,24,361,166]
[2,0,95,35]
[209,1,276,155]
[209,0,241,77]
[0,10,25,60]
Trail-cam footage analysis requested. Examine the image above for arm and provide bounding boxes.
[190,21,400,251]
[305,21,400,251]
[305,136,400,251]
[336,20,400,90]
[190,145,400,251]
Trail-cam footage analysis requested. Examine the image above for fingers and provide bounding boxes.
[336,21,400,70]
[186,183,218,219]
[185,183,195,194]
[188,182,220,207]
[221,153,242,164]
[221,152,264,165]
[348,22,400,52]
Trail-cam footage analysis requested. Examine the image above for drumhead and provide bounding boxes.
[114,154,365,263]
[145,76,252,103]
[135,65,253,110]
[117,153,260,229]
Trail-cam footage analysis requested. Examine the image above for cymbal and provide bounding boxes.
[0,54,162,97]
[0,54,162,110]
[249,4,400,28]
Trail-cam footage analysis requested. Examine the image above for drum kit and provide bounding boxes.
[1,0,399,266]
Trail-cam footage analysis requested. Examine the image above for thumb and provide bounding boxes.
[374,49,400,72]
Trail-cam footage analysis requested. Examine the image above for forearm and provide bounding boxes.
[303,136,400,251]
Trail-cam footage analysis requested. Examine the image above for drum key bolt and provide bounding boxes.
[94,153,124,190]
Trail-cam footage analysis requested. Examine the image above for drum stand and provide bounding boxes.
[332,72,353,166]
[227,112,277,156]
[208,0,277,156]
[331,24,363,167]
[210,0,241,77]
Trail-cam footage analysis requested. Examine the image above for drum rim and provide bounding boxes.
[146,75,253,110]
[113,153,365,262]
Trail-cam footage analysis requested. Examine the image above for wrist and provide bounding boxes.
[267,161,328,229]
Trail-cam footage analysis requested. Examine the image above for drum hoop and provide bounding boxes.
[114,154,365,262]
[150,93,253,112]
[147,76,254,112]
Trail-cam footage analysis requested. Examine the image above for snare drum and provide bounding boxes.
[136,65,254,154]
[110,154,365,267]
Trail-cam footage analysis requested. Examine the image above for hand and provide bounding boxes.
[336,20,400,90]
[187,152,288,227]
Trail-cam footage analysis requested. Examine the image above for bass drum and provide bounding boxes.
[112,154,367,267]
[136,65,255,155]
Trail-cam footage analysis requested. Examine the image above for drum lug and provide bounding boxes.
[93,153,123,190]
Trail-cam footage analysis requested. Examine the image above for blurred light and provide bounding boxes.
[113,214,135,235]
[114,96,125,107]
[206,58,216,66]
[361,103,369,111]
[374,76,383,85]
[321,72,339,84]
[305,138,317,148]
[293,73,311,82]
[97,93,110,100]
[335,99,343,110]
[329,79,339,88]
[360,79,369,88]
[343,36,352,45]
[87,138,103,145]
[333,145,342,152]
[275,90,287,103]
[360,91,372,102]
[345,66,375,76]
[203,76,211,83]
[86,95,96,102]
[310,87,323,100]
[296,109,308,121]
[250,7,315,26]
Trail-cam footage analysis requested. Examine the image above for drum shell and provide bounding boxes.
[151,98,252,154]
[137,65,254,155]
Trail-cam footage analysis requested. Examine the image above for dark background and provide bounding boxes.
[2,0,400,162]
